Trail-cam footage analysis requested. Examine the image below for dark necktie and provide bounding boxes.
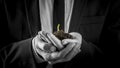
[53,0,64,32]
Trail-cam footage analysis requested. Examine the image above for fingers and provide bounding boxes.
[38,31,51,43]
[35,31,82,64]
[47,33,63,50]
[69,32,82,42]
[62,39,78,45]
[36,47,50,61]
[34,34,56,61]
[62,39,81,48]
[48,38,81,62]
[50,58,64,64]
[62,38,81,61]
[51,38,81,64]
[48,52,59,61]
[64,44,81,61]
[35,35,46,50]
[57,43,75,59]
[69,32,81,38]
[51,44,81,64]
[35,34,56,52]
[48,43,75,60]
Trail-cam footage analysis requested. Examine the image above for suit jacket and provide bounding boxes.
[0,0,119,68]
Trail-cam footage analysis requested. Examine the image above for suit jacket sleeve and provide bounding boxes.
[0,38,46,68]
[99,0,120,66]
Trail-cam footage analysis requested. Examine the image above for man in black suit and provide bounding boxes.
[0,0,119,68]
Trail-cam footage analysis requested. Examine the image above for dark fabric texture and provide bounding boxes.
[0,0,119,68]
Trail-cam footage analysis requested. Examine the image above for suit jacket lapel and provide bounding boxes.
[25,0,41,36]
[69,0,86,32]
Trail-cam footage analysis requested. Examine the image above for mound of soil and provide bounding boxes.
[53,30,73,40]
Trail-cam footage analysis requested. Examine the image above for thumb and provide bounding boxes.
[62,39,78,45]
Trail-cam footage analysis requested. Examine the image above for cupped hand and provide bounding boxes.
[46,32,82,64]
[33,31,57,61]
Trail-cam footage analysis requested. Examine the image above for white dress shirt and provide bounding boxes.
[39,0,74,33]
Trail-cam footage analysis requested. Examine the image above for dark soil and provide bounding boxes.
[53,30,73,40]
